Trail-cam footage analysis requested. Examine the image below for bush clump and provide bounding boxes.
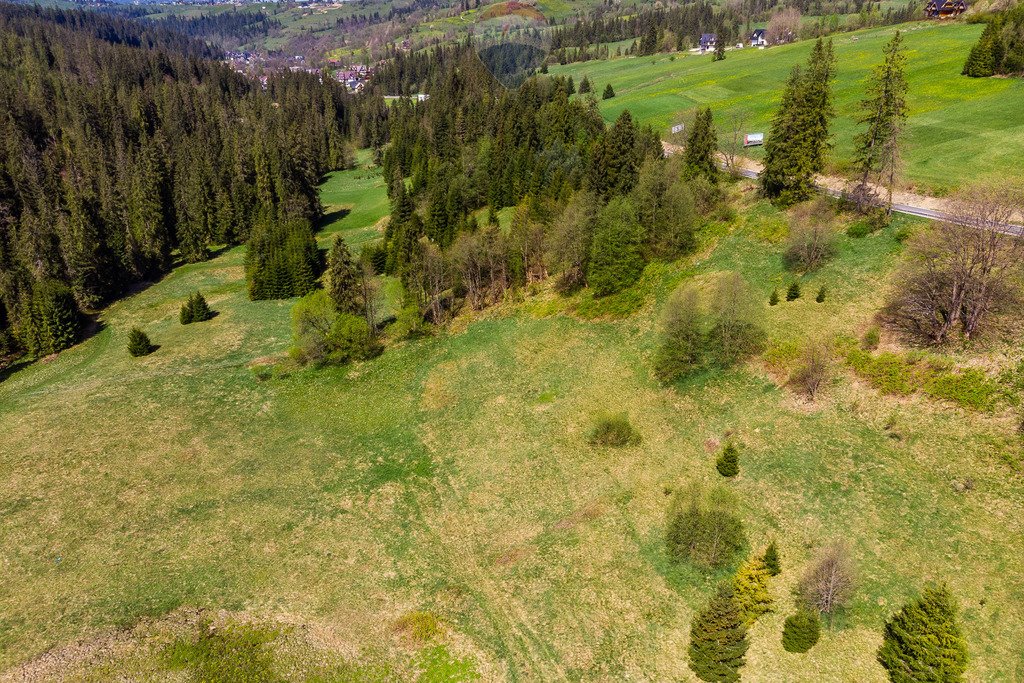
[290,290,380,366]
[180,291,213,325]
[127,327,154,357]
[588,413,641,447]
[716,443,740,477]
[667,484,746,570]
[782,608,821,653]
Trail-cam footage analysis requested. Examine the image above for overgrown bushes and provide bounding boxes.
[782,608,821,653]
[290,290,380,366]
[588,413,641,447]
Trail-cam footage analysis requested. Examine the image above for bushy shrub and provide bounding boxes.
[667,484,746,570]
[782,608,821,653]
[588,413,641,447]
[783,225,836,272]
[654,286,703,383]
[127,327,154,357]
[815,286,826,303]
[291,290,380,366]
[180,292,213,324]
[862,326,881,350]
[716,443,740,477]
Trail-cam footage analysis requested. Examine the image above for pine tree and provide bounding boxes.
[578,75,592,94]
[762,541,781,576]
[602,83,616,100]
[19,281,81,357]
[877,584,968,682]
[717,443,740,477]
[732,557,774,624]
[685,108,719,184]
[127,327,154,357]
[714,36,726,61]
[962,21,999,77]
[853,31,909,211]
[180,292,213,324]
[327,235,362,315]
[688,584,749,683]
[769,288,780,306]
[782,608,821,653]
[816,286,827,303]
[787,281,802,301]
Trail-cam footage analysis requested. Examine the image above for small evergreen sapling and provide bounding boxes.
[127,327,154,357]
[688,584,748,682]
[782,608,821,653]
[769,288,780,306]
[717,443,740,477]
[762,541,781,576]
[180,292,213,324]
[787,281,802,301]
[602,83,616,100]
[815,286,826,303]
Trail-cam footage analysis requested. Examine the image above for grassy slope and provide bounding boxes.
[1,173,1024,679]
[552,21,1024,194]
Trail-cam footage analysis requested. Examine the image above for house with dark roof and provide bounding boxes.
[699,33,717,52]
[925,0,967,17]
[750,29,767,47]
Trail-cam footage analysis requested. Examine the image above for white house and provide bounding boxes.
[750,29,767,48]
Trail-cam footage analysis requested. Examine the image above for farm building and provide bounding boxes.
[750,29,767,47]
[925,0,967,17]
[699,33,717,52]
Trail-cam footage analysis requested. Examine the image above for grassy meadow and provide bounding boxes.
[551,21,1024,195]
[2,167,1024,680]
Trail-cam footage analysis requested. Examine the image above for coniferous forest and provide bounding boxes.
[0,3,356,358]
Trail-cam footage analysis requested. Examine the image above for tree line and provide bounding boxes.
[0,4,355,359]
[962,4,1024,78]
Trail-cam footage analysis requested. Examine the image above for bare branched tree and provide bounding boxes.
[799,542,855,614]
[791,340,832,400]
[767,8,801,45]
[722,111,748,176]
[886,185,1023,344]
[783,198,837,272]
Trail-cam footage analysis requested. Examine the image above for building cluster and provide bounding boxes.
[330,63,374,91]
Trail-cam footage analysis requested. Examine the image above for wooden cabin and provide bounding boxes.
[925,0,967,18]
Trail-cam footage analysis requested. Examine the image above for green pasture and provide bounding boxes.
[2,171,1024,679]
[552,21,1024,194]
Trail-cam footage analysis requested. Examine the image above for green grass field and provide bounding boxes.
[552,21,1024,195]
[3,167,1024,679]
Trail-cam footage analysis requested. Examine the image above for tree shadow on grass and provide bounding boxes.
[316,207,351,233]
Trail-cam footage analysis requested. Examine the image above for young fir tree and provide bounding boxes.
[787,281,802,301]
[762,541,781,576]
[127,327,154,357]
[578,75,592,94]
[782,608,821,653]
[877,584,968,682]
[717,443,740,477]
[733,557,774,624]
[816,286,827,303]
[180,292,213,324]
[20,281,81,357]
[684,108,719,185]
[327,235,362,315]
[602,83,616,100]
[714,35,726,61]
[962,20,999,77]
[853,31,909,211]
[688,584,749,683]
[769,288,780,306]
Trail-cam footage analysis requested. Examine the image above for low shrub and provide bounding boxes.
[782,608,821,653]
[762,541,781,576]
[861,326,880,350]
[815,286,826,303]
[769,288,779,306]
[924,368,1001,411]
[589,413,641,447]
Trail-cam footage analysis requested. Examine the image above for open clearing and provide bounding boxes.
[2,168,1024,680]
[552,21,1024,195]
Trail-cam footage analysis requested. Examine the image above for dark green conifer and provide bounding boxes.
[787,281,802,301]
[180,292,213,324]
[588,197,645,296]
[782,608,821,653]
[688,584,749,683]
[717,443,740,477]
[327,235,362,315]
[127,327,154,357]
[769,288,780,306]
[816,286,827,303]
[762,541,781,576]
[684,108,719,185]
[877,584,968,682]
[602,83,616,100]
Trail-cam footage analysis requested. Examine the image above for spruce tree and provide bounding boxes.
[717,443,740,477]
[769,288,780,306]
[787,281,802,301]
[327,235,362,315]
[22,281,81,357]
[685,108,719,185]
[877,584,968,682]
[688,584,749,683]
[602,83,616,100]
[782,608,821,653]
[853,31,909,211]
[127,327,154,357]
[578,76,592,94]
[816,286,827,303]
[180,292,213,324]
[962,21,998,77]
[588,197,646,296]
[762,541,781,576]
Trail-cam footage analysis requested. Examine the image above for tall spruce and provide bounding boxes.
[688,584,749,683]
[761,39,837,205]
[327,236,363,315]
[877,584,968,683]
[853,31,909,211]
[685,108,719,184]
